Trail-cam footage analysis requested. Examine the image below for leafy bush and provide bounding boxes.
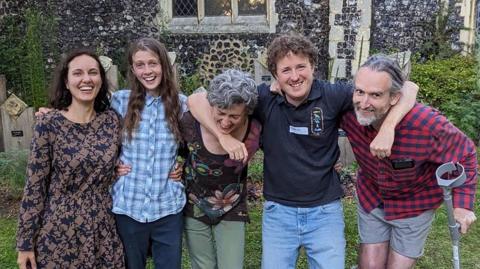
[0,150,28,195]
[179,73,204,96]
[410,55,480,143]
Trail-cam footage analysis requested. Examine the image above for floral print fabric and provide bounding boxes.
[16,109,125,268]
[180,112,261,225]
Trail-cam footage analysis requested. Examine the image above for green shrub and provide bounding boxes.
[410,55,480,143]
[179,73,204,96]
[0,150,28,195]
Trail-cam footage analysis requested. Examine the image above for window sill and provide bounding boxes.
[166,15,276,33]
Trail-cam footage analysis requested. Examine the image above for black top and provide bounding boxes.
[254,79,353,207]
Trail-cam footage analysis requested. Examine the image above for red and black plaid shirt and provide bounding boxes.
[341,103,477,220]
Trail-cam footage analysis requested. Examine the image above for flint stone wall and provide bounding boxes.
[371,0,464,53]
[0,0,474,81]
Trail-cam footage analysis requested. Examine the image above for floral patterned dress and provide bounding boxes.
[16,109,125,268]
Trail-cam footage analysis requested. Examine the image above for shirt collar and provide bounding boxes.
[145,93,161,107]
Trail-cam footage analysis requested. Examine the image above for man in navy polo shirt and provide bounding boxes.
[341,55,477,269]
[188,34,417,269]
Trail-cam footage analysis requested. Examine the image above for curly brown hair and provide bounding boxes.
[50,48,110,112]
[124,37,182,142]
[267,34,318,78]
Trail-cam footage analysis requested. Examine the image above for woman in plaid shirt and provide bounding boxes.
[111,37,186,269]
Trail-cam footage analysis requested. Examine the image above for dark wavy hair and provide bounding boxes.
[267,34,318,78]
[49,48,110,112]
[124,37,182,142]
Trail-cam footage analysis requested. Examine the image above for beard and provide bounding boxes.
[354,106,389,127]
[355,112,376,126]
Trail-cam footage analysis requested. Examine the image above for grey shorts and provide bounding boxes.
[357,204,435,258]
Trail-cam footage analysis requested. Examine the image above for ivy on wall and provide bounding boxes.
[24,8,48,108]
[0,6,57,108]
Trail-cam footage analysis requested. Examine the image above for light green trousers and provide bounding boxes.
[184,217,245,269]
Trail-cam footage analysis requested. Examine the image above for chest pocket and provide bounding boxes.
[379,165,418,193]
[391,166,417,182]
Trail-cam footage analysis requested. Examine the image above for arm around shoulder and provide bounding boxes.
[371,81,419,158]
[187,91,248,162]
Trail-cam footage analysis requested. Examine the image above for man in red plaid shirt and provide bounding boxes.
[341,55,477,269]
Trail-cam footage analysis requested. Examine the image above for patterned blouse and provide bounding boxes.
[180,112,261,225]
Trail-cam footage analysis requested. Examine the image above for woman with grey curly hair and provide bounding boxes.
[207,69,258,115]
[179,69,262,269]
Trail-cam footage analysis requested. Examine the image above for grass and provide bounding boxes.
[0,218,17,268]
[2,195,479,268]
[1,150,479,268]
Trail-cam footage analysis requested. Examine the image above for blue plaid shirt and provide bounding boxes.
[110,90,187,223]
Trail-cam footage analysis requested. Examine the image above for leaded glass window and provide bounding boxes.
[173,0,198,17]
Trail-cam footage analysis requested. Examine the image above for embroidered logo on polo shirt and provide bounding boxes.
[311,107,324,136]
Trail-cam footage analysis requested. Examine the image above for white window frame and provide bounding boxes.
[158,0,277,33]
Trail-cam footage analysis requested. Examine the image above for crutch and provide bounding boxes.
[435,162,466,269]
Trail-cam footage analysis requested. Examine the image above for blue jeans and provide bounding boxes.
[261,199,346,269]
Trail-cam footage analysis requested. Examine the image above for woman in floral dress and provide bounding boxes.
[16,49,125,268]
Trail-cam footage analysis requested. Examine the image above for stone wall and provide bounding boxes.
[163,34,269,82]
[51,0,160,56]
[0,0,331,81]
[165,0,331,81]
[371,0,464,53]
[275,0,330,79]
[0,0,476,83]
[0,0,22,18]
[333,0,362,78]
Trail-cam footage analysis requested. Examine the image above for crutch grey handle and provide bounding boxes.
[436,162,466,188]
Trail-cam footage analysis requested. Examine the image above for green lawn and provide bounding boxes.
[2,195,479,269]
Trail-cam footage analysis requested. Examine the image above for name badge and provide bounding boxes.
[289,126,309,135]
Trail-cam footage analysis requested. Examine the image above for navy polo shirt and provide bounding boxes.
[254,79,353,207]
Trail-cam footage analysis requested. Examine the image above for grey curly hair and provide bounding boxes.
[207,69,258,114]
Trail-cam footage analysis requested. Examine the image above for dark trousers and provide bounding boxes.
[115,212,183,269]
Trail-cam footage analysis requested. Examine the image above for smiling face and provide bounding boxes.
[275,52,314,106]
[212,103,248,135]
[353,67,401,128]
[131,49,162,95]
[65,54,102,105]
